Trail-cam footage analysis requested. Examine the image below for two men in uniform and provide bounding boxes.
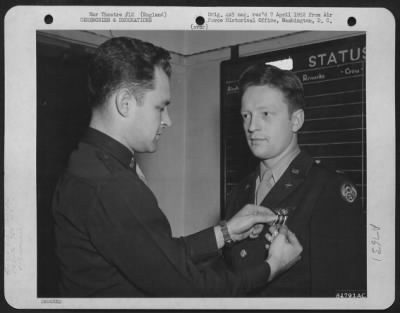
[53,35,365,298]
[52,37,302,297]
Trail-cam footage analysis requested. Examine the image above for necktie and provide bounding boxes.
[255,168,274,205]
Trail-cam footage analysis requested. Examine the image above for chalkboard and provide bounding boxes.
[220,35,366,218]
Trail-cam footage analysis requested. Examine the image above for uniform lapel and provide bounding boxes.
[241,171,258,205]
[260,151,314,211]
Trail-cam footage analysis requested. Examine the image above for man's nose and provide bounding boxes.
[162,108,172,127]
[248,115,259,132]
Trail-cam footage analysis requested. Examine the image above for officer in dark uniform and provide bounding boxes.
[52,37,303,297]
[223,64,366,297]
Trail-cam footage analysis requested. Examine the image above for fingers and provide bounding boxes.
[238,204,276,217]
[286,229,303,256]
[227,205,280,242]
[249,224,264,239]
[235,229,252,241]
[265,225,303,281]
[286,229,300,245]
[268,225,279,235]
[278,224,289,235]
[250,212,277,225]
[268,224,289,243]
[236,204,258,215]
[265,232,272,242]
[266,225,279,242]
[266,225,300,248]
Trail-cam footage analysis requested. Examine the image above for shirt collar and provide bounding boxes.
[81,127,135,169]
[259,142,301,183]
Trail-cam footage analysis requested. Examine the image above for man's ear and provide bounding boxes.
[291,109,304,133]
[115,88,135,117]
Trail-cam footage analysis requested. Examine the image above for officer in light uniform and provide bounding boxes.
[223,64,366,297]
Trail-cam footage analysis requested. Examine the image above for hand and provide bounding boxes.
[265,225,303,282]
[265,224,280,248]
[226,204,277,242]
[249,224,264,239]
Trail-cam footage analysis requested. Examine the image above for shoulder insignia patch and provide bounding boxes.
[340,182,358,203]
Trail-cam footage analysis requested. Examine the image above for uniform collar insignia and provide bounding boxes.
[288,151,314,179]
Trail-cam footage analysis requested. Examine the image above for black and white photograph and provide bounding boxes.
[3,6,396,310]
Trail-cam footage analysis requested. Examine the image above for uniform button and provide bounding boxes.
[240,249,247,258]
[129,158,135,169]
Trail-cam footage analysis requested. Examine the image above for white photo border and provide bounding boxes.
[4,5,396,310]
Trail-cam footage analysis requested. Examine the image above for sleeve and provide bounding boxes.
[182,227,221,263]
[86,178,271,297]
[219,183,245,270]
[310,176,366,297]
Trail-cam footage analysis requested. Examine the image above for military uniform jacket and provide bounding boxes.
[53,128,270,297]
[223,151,366,297]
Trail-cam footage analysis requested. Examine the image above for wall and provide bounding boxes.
[183,50,231,234]
[136,56,187,236]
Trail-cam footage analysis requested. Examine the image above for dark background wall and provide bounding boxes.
[36,36,93,297]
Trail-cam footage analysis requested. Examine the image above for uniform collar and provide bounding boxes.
[81,127,136,169]
[287,150,314,179]
[256,150,314,210]
[259,142,301,183]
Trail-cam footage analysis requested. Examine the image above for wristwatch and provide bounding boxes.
[219,220,234,247]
